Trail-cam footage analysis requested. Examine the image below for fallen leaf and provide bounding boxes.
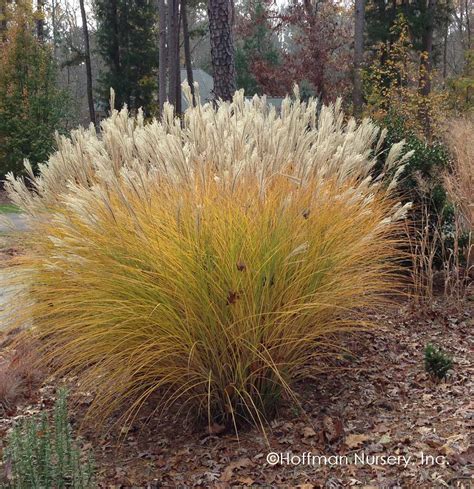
[303,426,317,438]
[345,433,371,449]
[220,457,253,482]
[323,415,344,443]
[237,476,255,485]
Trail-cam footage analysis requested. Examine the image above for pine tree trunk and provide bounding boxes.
[182,0,195,106]
[208,0,236,102]
[158,0,168,115]
[79,0,96,126]
[353,0,365,117]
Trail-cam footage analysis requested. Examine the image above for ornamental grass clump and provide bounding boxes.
[5,87,411,432]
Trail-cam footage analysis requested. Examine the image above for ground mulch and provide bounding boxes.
[0,292,472,488]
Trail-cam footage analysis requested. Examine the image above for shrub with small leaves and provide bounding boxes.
[1,389,95,488]
[424,344,453,380]
[0,2,69,178]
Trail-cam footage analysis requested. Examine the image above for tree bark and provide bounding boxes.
[123,0,131,108]
[158,0,168,115]
[175,10,182,114]
[353,0,365,117]
[51,0,59,57]
[419,0,436,97]
[208,0,236,102]
[465,0,471,50]
[182,0,195,106]
[0,1,8,43]
[459,1,465,51]
[418,0,436,137]
[442,27,448,83]
[168,0,179,109]
[79,0,96,125]
[110,0,121,108]
[36,0,45,41]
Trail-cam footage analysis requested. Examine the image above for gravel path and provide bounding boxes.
[0,213,28,330]
[0,213,28,233]
[0,272,21,331]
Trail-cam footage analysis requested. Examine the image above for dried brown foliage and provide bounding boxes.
[444,117,474,231]
[0,334,45,413]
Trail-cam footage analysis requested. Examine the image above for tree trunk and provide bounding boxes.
[158,0,168,115]
[353,0,365,117]
[465,0,471,50]
[182,0,196,106]
[51,0,60,57]
[459,1,465,51]
[36,0,45,41]
[123,0,131,108]
[174,10,182,114]
[418,0,436,138]
[208,0,236,102]
[419,0,436,97]
[110,0,121,108]
[0,1,8,42]
[79,0,96,125]
[442,27,448,84]
[168,0,179,109]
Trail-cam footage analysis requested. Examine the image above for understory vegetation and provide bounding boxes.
[2,390,95,488]
[424,344,454,380]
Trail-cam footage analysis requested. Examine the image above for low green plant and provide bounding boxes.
[0,2,69,178]
[424,344,453,380]
[447,49,474,113]
[2,389,95,488]
[381,113,450,212]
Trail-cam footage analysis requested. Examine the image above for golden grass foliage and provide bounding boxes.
[5,88,411,431]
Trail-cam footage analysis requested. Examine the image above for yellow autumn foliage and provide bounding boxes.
[5,88,411,431]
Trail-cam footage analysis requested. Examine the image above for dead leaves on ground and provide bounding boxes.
[344,433,371,449]
[0,299,472,487]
